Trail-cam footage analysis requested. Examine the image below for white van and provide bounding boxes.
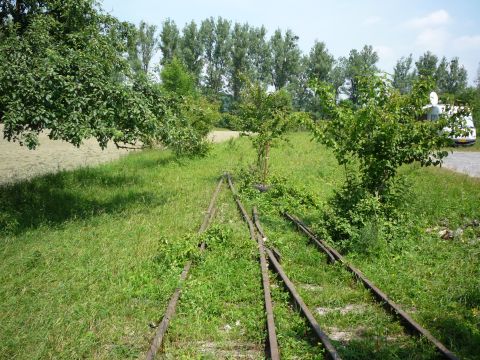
[424,92,477,146]
[446,114,476,146]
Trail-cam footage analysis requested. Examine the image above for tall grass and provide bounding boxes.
[1,133,479,359]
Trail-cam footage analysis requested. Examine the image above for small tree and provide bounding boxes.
[393,54,415,94]
[154,58,219,156]
[160,57,196,96]
[308,74,467,247]
[311,74,465,195]
[238,82,293,183]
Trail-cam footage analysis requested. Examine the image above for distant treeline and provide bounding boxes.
[126,17,479,112]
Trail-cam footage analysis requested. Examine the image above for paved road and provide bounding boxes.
[442,151,480,178]
[0,128,241,186]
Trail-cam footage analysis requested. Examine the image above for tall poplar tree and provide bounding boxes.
[269,29,301,90]
[159,18,180,65]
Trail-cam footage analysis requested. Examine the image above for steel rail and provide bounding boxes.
[252,207,342,360]
[225,174,280,360]
[145,177,224,360]
[284,212,459,360]
[225,173,341,359]
[283,213,336,264]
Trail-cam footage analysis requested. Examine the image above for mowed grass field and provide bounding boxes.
[1,133,479,359]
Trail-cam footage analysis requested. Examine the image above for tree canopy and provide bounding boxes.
[0,5,475,151]
[0,0,156,149]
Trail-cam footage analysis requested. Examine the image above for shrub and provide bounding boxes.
[308,74,469,249]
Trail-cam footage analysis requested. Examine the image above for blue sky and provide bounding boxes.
[101,0,480,84]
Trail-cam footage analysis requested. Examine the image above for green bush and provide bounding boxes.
[308,74,468,249]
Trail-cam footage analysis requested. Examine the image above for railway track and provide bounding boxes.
[283,212,459,360]
[145,174,284,359]
[226,173,342,360]
[145,177,224,360]
[145,173,458,359]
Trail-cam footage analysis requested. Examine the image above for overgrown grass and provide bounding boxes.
[239,133,480,359]
[0,140,253,359]
[1,132,479,359]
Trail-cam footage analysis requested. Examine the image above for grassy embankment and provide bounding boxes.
[1,133,479,359]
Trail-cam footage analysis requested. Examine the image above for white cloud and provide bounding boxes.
[406,9,451,29]
[414,28,451,52]
[363,16,381,26]
[453,35,480,50]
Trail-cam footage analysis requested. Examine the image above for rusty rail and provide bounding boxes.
[225,174,280,360]
[283,213,336,264]
[253,207,342,360]
[284,212,459,360]
[145,177,224,360]
[226,173,342,359]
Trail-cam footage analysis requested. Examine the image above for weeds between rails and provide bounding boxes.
[225,174,280,360]
[145,177,224,359]
[284,213,459,360]
[226,173,342,360]
[145,175,280,359]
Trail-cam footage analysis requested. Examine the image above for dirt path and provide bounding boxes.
[207,130,241,143]
[0,128,241,186]
[442,151,480,178]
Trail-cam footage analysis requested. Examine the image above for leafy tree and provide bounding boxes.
[415,51,438,78]
[334,45,379,103]
[247,26,271,84]
[160,57,196,96]
[309,75,462,196]
[200,17,231,96]
[308,74,468,246]
[199,17,215,70]
[123,22,143,75]
[124,21,157,76]
[305,41,334,82]
[228,22,251,100]
[139,60,219,156]
[347,45,379,76]
[238,82,293,183]
[0,0,157,149]
[330,56,349,90]
[159,18,180,65]
[138,20,158,73]
[393,54,415,94]
[435,56,449,93]
[286,56,310,111]
[290,41,333,114]
[179,20,204,84]
[269,29,301,90]
[135,78,216,156]
[436,57,467,95]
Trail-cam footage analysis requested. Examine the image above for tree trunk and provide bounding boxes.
[262,141,270,184]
